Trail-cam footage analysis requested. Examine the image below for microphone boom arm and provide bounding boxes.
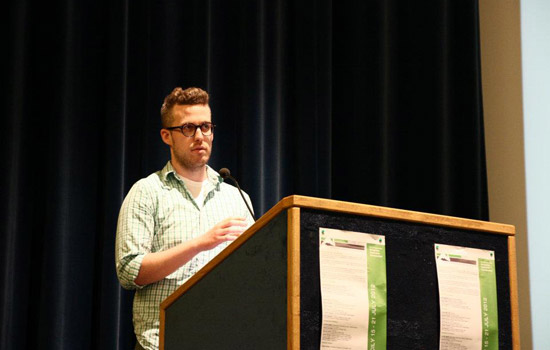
[219,168,256,221]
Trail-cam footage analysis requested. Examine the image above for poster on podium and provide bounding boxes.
[435,244,499,350]
[319,228,387,350]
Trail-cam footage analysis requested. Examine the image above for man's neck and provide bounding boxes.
[171,161,208,182]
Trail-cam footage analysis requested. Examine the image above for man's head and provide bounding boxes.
[160,87,214,180]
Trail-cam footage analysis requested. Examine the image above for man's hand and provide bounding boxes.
[196,217,248,251]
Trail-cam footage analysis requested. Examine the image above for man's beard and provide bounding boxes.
[173,148,210,171]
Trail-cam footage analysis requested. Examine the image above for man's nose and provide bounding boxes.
[193,127,204,140]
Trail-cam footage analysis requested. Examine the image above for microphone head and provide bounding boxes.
[219,168,231,179]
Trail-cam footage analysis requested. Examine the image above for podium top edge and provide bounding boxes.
[275,195,515,235]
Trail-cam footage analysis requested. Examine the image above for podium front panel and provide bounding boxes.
[298,208,512,350]
[164,211,288,350]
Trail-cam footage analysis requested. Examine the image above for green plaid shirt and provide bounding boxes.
[115,161,254,350]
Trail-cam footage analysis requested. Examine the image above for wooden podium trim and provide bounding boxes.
[280,195,515,235]
[287,208,301,350]
[508,236,521,350]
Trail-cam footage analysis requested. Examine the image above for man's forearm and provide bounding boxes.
[134,238,202,286]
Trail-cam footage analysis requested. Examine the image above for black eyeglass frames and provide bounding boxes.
[165,122,215,137]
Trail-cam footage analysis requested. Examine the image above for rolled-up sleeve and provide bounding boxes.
[115,180,155,290]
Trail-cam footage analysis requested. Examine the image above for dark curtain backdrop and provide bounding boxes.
[1,0,488,349]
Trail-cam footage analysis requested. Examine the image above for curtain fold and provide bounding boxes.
[1,0,487,348]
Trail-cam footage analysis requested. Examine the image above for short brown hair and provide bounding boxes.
[160,87,210,128]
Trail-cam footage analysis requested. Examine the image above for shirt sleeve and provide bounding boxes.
[115,179,155,290]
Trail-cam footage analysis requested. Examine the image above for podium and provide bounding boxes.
[159,195,519,349]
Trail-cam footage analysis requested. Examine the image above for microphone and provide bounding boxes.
[219,168,256,221]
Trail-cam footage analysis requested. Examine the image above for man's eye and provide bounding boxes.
[182,125,195,132]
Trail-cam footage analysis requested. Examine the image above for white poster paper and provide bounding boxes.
[435,244,499,350]
[319,228,386,350]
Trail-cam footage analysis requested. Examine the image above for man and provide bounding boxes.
[115,87,255,350]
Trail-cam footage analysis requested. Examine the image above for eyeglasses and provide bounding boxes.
[165,122,215,137]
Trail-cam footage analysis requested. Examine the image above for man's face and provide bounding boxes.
[163,104,213,172]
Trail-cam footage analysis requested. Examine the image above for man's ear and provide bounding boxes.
[160,129,172,146]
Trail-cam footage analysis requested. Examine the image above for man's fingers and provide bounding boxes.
[219,217,248,228]
[220,226,246,237]
[224,233,241,241]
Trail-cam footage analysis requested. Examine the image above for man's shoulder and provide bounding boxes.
[125,168,172,200]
